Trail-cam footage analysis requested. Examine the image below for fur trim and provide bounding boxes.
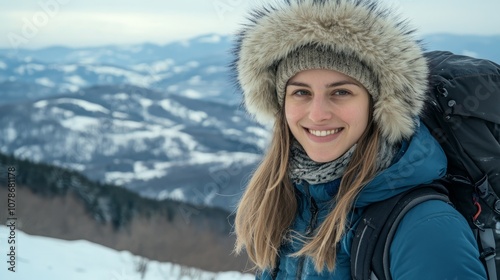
[231,0,429,143]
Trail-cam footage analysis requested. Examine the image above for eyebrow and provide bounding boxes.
[287,80,362,88]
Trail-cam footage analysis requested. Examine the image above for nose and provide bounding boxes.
[308,95,332,123]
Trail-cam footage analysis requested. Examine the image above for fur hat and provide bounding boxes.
[231,0,429,143]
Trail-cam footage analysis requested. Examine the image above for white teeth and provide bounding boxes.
[308,128,342,137]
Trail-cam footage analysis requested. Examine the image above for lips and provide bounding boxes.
[308,128,343,137]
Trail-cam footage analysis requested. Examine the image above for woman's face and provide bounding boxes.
[285,69,370,163]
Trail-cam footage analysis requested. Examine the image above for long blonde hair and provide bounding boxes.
[234,102,381,273]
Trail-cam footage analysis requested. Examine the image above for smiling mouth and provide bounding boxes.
[308,128,343,137]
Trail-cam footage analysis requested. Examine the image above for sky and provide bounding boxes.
[1,0,500,49]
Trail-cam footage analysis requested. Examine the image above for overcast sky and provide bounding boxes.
[2,0,500,49]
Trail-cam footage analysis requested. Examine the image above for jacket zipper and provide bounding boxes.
[296,183,319,280]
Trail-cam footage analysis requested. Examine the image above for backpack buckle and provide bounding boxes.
[475,176,489,198]
[480,247,496,261]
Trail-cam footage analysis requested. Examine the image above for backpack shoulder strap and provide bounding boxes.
[351,183,450,280]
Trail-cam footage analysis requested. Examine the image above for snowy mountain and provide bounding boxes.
[0,84,267,210]
[0,34,237,106]
[0,34,232,68]
[0,32,498,210]
[0,226,254,280]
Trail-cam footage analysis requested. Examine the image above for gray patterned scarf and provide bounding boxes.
[288,139,397,185]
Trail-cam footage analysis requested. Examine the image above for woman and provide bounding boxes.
[231,0,487,279]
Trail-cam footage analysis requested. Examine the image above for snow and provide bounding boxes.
[158,188,186,201]
[57,64,78,73]
[189,151,260,167]
[159,99,207,122]
[188,75,202,85]
[115,93,130,100]
[4,126,17,142]
[57,162,86,171]
[245,127,272,149]
[0,60,7,69]
[112,111,130,119]
[15,64,46,75]
[156,189,184,202]
[151,59,175,73]
[60,83,80,92]
[162,133,198,158]
[112,119,144,129]
[51,107,75,118]
[35,77,55,87]
[138,97,153,107]
[54,98,110,114]
[132,161,167,180]
[60,116,101,132]
[167,85,179,92]
[0,226,254,280]
[85,65,154,87]
[102,150,260,187]
[65,75,87,86]
[183,89,203,99]
[33,100,49,108]
[199,34,221,43]
[133,59,175,73]
[80,57,97,64]
[13,145,44,162]
[173,61,199,73]
[223,128,243,136]
[245,127,269,138]
[104,171,140,186]
[102,93,129,101]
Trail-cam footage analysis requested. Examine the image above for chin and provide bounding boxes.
[307,152,339,163]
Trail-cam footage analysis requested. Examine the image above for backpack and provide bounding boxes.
[350,51,500,280]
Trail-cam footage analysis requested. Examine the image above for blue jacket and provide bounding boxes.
[258,122,487,279]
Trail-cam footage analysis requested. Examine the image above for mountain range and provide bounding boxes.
[0,33,498,210]
[0,34,238,106]
[0,84,266,210]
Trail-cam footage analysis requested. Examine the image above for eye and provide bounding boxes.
[292,89,311,96]
[333,90,351,96]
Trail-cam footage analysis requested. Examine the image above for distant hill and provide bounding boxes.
[424,34,500,63]
[0,34,238,106]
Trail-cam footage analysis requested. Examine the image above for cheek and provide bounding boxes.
[284,103,304,140]
[343,104,370,132]
[284,103,299,126]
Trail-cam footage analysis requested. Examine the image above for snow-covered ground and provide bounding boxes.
[0,226,254,280]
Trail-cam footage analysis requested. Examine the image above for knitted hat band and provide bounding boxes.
[275,46,379,107]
